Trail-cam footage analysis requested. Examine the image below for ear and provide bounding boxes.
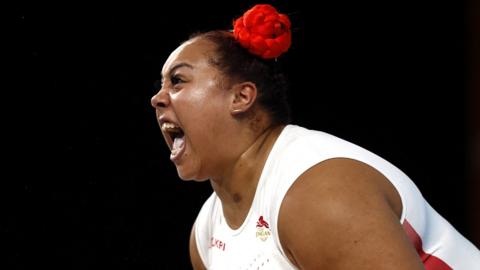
[230,82,257,115]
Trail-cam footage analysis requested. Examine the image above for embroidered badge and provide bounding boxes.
[256,216,271,241]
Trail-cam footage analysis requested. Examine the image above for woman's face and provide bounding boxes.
[151,38,234,181]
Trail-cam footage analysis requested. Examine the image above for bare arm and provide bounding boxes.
[278,158,425,270]
[189,223,206,270]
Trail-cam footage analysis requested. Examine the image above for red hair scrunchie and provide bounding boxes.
[233,4,292,59]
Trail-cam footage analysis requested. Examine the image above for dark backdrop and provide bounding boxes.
[6,0,474,269]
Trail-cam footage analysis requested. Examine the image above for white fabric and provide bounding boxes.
[194,125,480,269]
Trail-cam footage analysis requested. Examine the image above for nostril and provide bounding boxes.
[151,93,168,108]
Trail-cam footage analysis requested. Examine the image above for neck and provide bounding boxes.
[210,123,285,229]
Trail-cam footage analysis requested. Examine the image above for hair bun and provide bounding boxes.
[233,4,291,59]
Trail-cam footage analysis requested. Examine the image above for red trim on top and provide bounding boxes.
[402,220,453,270]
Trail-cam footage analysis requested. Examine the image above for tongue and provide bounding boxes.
[172,135,185,154]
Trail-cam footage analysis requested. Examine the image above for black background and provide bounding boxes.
[6,0,475,269]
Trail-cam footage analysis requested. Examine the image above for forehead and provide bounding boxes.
[162,38,217,76]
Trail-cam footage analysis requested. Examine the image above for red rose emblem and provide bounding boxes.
[233,4,292,59]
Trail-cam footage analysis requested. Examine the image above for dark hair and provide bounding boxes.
[190,30,291,127]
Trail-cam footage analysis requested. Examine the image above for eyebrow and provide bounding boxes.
[162,62,194,81]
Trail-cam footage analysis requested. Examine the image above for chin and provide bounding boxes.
[176,168,209,182]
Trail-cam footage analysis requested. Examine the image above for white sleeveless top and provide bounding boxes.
[194,125,480,269]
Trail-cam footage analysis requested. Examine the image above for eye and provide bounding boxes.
[170,75,184,86]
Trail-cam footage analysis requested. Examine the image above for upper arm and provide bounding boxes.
[278,158,424,270]
[189,223,206,270]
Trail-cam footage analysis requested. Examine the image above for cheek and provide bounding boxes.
[177,83,229,123]
[185,98,229,153]
[173,79,231,143]
[189,80,224,105]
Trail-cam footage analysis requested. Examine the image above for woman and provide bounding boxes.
[150,4,480,269]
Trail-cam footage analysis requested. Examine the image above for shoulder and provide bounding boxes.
[190,192,217,269]
[277,158,424,269]
[271,125,368,172]
[190,222,207,270]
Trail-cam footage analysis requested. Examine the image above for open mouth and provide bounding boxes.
[161,122,186,161]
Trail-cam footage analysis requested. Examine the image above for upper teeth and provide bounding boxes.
[162,122,180,131]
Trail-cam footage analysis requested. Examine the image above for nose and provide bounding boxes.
[151,87,169,109]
